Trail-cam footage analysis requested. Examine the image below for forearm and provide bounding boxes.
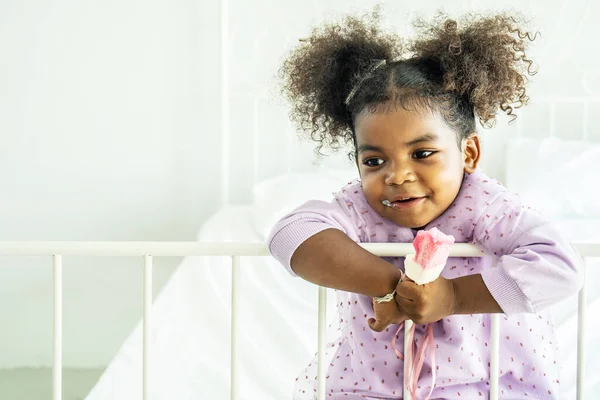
[290,228,402,297]
[451,274,503,315]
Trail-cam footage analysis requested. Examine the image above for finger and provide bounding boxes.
[368,317,388,332]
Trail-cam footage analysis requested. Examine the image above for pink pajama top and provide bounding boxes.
[267,169,582,399]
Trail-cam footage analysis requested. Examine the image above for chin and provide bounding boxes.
[401,220,428,229]
[385,214,427,230]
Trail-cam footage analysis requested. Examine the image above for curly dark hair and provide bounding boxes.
[278,9,538,156]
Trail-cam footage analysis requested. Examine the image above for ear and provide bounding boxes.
[463,134,480,173]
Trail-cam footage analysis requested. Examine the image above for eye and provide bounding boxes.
[363,158,384,167]
[412,150,435,159]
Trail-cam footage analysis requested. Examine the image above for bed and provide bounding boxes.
[84,170,355,400]
[84,203,340,400]
[85,137,600,400]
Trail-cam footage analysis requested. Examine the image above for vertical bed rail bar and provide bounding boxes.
[53,255,63,400]
[143,255,153,400]
[403,320,413,400]
[577,259,588,400]
[317,286,327,400]
[490,314,500,400]
[230,256,240,400]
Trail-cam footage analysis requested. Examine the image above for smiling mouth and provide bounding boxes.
[382,197,425,209]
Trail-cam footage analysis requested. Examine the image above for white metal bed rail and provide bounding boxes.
[0,241,596,400]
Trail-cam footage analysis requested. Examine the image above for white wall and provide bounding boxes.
[0,0,221,367]
[0,0,598,368]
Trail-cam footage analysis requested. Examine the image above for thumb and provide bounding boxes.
[396,280,419,300]
[368,317,387,333]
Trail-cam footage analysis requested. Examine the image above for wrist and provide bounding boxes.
[374,290,396,304]
[377,267,402,298]
[389,268,402,293]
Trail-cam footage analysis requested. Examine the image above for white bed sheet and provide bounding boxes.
[85,207,600,399]
[85,205,339,400]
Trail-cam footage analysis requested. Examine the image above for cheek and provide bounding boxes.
[418,160,464,197]
[432,152,464,180]
[435,164,462,183]
[359,173,384,198]
[360,175,377,193]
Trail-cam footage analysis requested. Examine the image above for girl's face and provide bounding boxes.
[354,105,480,229]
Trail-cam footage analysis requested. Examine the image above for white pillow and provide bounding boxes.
[252,170,356,241]
[505,138,600,219]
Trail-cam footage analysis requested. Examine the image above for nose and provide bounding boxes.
[384,162,416,186]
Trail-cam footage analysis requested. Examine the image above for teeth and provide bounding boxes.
[382,200,392,207]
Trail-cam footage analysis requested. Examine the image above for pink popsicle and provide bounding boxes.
[413,227,455,270]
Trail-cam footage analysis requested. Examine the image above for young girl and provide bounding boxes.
[267,10,582,400]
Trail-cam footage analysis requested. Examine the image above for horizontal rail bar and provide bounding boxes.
[0,241,596,257]
[0,242,482,257]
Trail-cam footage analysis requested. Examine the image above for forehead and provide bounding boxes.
[354,106,457,145]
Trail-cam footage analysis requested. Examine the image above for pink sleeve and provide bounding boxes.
[476,204,583,316]
[266,199,360,277]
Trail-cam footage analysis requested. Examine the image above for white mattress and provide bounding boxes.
[84,208,600,399]
[85,205,339,400]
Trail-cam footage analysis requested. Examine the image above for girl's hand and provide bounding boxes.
[395,275,457,325]
[368,296,408,332]
[368,275,458,332]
